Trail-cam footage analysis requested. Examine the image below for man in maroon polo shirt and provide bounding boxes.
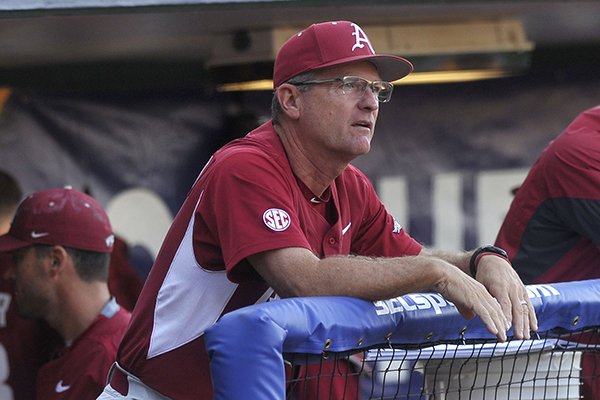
[99,20,536,399]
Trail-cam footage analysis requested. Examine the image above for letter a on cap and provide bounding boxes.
[351,23,375,53]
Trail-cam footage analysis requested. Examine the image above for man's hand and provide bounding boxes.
[474,255,538,339]
[433,264,511,342]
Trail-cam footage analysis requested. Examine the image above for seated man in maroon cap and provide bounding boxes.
[0,171,61,400]
[0,187,131,399]
[99,21,536,400]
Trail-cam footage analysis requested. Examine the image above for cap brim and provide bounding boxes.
[368,55,414,82]
[0,233,32,253]
[316,54,413,82]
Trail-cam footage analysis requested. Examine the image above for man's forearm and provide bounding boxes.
[421,248,472,275]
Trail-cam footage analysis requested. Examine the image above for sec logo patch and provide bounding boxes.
[263,208,291,231]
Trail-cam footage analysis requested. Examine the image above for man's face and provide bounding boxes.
[297,61,382,162]
[7,246,52,319]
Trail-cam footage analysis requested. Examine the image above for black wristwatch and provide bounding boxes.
[469,245,509,277]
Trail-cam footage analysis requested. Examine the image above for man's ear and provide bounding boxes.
[276,84,301,120]
[48,245,68,276]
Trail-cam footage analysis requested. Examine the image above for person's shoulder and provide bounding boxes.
[75,308,130,352]
[210,123,289,178]
[553,106,600,146]
[216,122,281,162]
[566,105,600,134]
[90,307,130,337]
[546,120,600,163]
[533,112,600,182]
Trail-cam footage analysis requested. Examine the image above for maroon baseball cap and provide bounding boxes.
[273,20,413,88]
[0,187,114,254]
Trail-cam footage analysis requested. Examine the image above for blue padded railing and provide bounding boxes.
[204,279,600,399]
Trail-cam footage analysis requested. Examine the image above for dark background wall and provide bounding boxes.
[0,44,598,258]
[232,46,600,249]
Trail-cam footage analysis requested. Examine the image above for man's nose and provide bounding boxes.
[359,88,379,110]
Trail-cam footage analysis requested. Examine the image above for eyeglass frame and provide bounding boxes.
[288,75,394,103]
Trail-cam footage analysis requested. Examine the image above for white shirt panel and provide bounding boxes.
[148,208,238,359]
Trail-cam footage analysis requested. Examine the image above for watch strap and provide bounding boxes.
[469,245,509,277]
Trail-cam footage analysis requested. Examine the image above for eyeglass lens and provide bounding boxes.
[340,77,393,103]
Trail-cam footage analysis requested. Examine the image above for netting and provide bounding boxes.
[284,329,600,399]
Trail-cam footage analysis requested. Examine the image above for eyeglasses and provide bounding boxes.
[291,75,394,103]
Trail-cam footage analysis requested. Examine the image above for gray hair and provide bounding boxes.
[271,70,319,125]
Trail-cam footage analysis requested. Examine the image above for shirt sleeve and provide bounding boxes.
[197,150,312,282]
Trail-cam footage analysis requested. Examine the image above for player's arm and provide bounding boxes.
[542,125,600,245]
[248,247,510,342]
[423,247,537,340]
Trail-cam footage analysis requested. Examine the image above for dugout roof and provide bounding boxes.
[0,1,599,90]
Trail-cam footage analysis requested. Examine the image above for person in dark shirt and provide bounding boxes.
[495,105,600,399]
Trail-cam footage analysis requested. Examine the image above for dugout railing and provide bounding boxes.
[204,279,600,399]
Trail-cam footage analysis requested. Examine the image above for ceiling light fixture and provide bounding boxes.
[213,18,533,92]
[216,69,518,92]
